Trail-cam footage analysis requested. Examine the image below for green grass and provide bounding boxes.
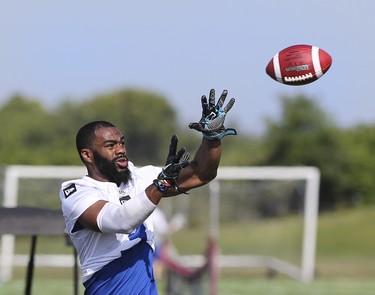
[317,206,375,256]
[170,206,375,278]
[1,206,375,294]
[1,278,76,295]
[2,276,375,295]
[218,277,375,295]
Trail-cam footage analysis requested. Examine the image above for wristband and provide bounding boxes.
[152,179,188,195]
[152,179,173,192]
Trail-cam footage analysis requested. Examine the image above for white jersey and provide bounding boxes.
[59,162,161,282]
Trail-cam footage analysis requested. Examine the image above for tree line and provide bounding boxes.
[1,88,375,209]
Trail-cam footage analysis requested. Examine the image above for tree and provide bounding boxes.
[0,89,178,166]
[262,95,352,209]
[340,124,375,204]
[0,94,55,164]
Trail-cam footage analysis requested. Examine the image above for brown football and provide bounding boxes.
[266,44,332,86]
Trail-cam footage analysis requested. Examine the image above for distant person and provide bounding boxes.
[151,207,187,279]
[59,89,236,294]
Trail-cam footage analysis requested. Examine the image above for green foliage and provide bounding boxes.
[219,135,266,166]
[261,95,356,208]
[0,89,176,166]
[340,125,375,204]
[0,95,56,164]
[176,130,263,166]
[263,95,338,165]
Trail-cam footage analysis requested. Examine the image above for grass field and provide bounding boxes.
[2,275,375,295]
[1,206,375,294]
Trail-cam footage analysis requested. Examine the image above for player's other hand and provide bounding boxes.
[189,89,237,141]
[153,135,190,193]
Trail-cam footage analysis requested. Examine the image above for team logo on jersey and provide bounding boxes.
[63,183,77,198]
[119,195,130,204]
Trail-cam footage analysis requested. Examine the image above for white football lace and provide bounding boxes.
[284,73,313,83]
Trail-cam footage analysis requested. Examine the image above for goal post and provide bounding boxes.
[209,166,320,282]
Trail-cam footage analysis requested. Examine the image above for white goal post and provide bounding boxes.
[0,165,320,283]
[209,166,320,283]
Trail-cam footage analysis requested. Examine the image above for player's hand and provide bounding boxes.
[153,135,190,193]
[189,89,237,140]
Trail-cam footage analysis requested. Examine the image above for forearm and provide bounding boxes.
[191,138,221,182]
[96,189,159,234]
[176,138,221,191]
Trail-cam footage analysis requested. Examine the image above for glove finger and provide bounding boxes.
[175,147,187,163]
[201,95,209,115]
[224,128,237,136]
[217,89,228,110]
[179,153,190,168]
[189,122,204,131]
[224,98,235,113]
[166,135,178,165]
[208,89,216,110]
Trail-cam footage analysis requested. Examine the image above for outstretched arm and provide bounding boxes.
[153,88,236,196]
[76,89,236,233]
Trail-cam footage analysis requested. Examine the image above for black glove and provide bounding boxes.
[153,135,190,193]
[189,89,237,140]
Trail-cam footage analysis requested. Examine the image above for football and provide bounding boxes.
[265,44,332,86]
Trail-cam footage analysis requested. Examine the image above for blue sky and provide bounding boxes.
[0,1,374,135]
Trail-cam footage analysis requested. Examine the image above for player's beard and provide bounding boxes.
[93,151,132,186]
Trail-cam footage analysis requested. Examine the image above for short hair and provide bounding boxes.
[76,121,115,161]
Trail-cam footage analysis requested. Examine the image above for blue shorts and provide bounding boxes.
[83,241,158,295]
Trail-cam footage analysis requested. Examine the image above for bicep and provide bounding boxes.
[77,200,108,232]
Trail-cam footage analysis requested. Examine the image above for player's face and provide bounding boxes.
[91,127,131,185]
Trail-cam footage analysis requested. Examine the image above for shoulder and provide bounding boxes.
[61,177,93,191]
[60,176,105,200]
[129,163,161,180]
[59,177,106,219]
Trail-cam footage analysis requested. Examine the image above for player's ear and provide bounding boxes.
[81,148,93,163]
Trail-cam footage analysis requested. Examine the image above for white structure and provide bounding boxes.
[209,166,320,282]
[0,165,320,283]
